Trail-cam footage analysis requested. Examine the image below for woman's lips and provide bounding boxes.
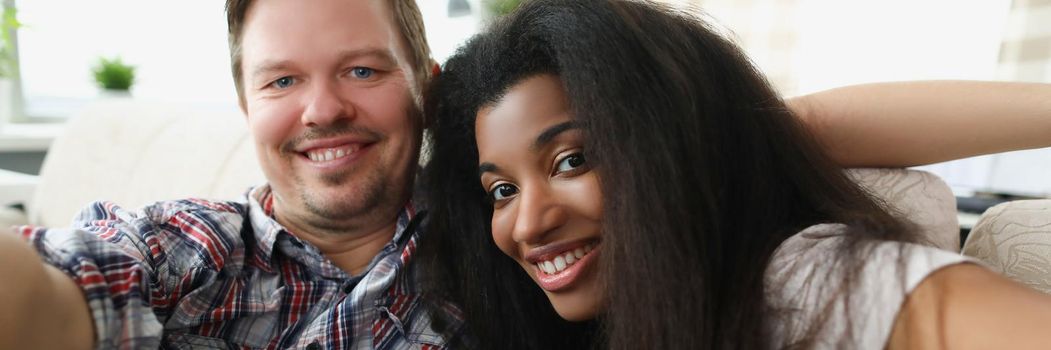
[533,243,599,292]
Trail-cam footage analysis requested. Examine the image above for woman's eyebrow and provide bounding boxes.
[533,121,580,151]
[478,120,579,177]
[479,162,499,177]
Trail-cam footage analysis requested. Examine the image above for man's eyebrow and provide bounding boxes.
[479,162,499,177]
[334,48,397,66]
[533,121,580,151]
[248,48,397,79]
[249,60,293,80]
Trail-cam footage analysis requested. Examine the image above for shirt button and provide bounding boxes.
[343,284,353,294]
[307,342,321,350]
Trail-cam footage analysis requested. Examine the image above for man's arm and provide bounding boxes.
[789,81,1051,168]
[0,228,94,350]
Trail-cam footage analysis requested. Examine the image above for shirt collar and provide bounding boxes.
[245,185,421,277]
[246,185,283,265]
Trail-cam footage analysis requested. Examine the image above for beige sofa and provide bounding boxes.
[963,200,1051,293]
[0,99,965,252]
[1,99,264,228]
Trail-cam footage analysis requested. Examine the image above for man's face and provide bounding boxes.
[239,0,421,229]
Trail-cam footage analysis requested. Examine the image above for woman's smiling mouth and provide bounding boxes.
[527,240,601,292]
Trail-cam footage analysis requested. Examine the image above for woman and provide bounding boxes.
[419,1,1051,348]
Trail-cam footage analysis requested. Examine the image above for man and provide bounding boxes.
[3,0,1050,348]
[0,0,459,348]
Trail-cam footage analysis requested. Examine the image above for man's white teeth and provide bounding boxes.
[306,145,357,162]
[537,243,595,274]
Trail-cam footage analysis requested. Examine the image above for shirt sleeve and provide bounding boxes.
[766,224,974,349]
[17,200,226,349]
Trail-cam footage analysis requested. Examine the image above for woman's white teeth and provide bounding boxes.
[537,245,595,274]
[554,256,566,271]
[542,261,556,274]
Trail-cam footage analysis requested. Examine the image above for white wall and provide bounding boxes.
[12,0,1050,196]
[790,0,1011,94]
[14,0,484,118]
[697,0,1047,197]
[16,0,237,116]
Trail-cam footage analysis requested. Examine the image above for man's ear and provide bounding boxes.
[431,59,441,79]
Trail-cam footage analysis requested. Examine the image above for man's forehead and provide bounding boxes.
[240,0,402,64]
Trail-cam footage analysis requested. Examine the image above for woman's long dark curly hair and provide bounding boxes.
[417,1,915,349]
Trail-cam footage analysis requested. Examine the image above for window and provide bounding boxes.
[11,0,484,121]
[14,0,237,120]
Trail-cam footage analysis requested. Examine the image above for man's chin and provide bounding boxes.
[303,193,378,219]
[301,179,393,216]
[317,170,353,187]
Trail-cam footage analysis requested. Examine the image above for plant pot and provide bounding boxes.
[98,89,133,99]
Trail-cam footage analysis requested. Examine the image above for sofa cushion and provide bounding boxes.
[849,168,960,251]
[27,99,265,227]
[962,200,1051,293]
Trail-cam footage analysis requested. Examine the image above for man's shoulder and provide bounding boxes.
[145,198,249,218]
[71,198,254,267]
[137,198,253,247]
[74,197,248,228]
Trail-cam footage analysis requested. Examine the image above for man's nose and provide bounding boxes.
[301,80,353,127]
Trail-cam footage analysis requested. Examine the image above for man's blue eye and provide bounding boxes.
[272,77,294,89]
[351,67,374,79]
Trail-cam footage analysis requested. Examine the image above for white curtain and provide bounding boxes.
[682,0,1049,197]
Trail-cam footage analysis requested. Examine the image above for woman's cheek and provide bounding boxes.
[490,209,518,258]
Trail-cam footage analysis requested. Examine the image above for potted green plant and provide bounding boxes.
[92,56,136,94]
[484,0,521,18]
[0,3,18,78]
[0,3,21,124]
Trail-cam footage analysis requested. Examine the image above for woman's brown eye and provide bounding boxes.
[491,184,519,201]
[555,153,587,173]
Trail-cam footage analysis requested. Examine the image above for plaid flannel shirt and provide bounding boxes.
[17,185,463,349]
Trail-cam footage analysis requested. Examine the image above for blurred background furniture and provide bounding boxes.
[963,200,1051,293]
[849,168,960,251]
[0,99,264,228]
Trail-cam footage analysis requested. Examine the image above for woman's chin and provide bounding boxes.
[542,278,603,321]
[552,302,600,321]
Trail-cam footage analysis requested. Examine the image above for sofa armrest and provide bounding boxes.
[27,100,265,227]
[0,206,28,228]
[962,200,1051,293]
[849,168,960,251]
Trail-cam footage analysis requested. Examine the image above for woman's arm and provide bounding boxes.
[887,263,1051,349]
[789,81,1051,168]
[0,229,94,350]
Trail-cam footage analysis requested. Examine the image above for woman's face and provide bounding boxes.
[475,74,604,321]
